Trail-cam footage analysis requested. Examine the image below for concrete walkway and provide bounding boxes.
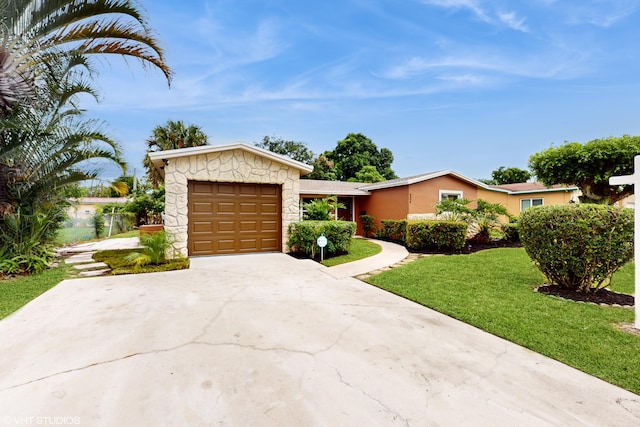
[324,238,409,278]
[0,253,638,426]
[57,237,142,254]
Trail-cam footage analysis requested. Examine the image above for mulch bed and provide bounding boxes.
[537,285,634,306]
[406,239,522,255]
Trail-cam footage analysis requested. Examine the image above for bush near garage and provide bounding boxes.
[374,219,408,243]
[406,220,468,252]
[287,221,356,259]
[519,204,633,293]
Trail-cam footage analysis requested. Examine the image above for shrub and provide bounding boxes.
[92,207,105,238]
[375,219,407,243]
[501,222,520,242]
[406,220,467,251]
[287,220,356,258]
[125,230,171,267]
[519,204,633,293]
[360,214,375,237]
[302,196,345,221]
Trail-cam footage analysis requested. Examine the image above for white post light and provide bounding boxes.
[610,155,640,329]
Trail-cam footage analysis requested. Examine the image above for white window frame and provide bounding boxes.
[520,198,543,211]
[439,190,463,201]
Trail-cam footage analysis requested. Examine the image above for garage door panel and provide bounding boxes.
[239,221,257,232]
[240,202,257,213]
[192,202,213,213]
[260,203,278,214]
[188,181,281,256]
[239,184,258,196]
[261,220,278,232]
[217,221,235,232]
[216,184,236,195]
[192,221,213,233]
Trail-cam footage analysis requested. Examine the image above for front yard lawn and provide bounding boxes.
[0,263,71,320]
[366,248,640,395]
[321,238,382,267]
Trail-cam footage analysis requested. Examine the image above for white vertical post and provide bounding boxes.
[610,155,640,329]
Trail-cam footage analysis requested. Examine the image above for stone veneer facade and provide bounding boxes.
[163,148,302,258]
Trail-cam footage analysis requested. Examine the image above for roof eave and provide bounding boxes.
[147,142,313,174]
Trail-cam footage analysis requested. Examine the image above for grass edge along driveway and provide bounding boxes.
[366,247,640,395]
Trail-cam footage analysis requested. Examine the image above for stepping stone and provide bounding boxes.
[79,269,111,277]
[73,262,109,270]
[65,253,97,264]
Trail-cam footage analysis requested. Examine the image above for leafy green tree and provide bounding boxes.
[125,185,165,226]
[348,165,386,183]
[306,153,337,180]
[0,0,171,113]
[143,120,209,187]
[529,135,640,204]
[254,136,315,164]
[327,133,397,181]
[482,166,531,185]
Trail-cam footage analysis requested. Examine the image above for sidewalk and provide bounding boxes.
[324,238,409,278]
[56,237,142,254]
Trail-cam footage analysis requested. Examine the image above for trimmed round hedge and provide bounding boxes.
[519,204,633,293]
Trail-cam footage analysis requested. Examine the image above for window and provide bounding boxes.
[520,198,543,211]
[439,190,463,201]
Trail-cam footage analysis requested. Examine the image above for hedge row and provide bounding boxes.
[287,220,356,258]
[376,219,467,251]
[406,221,468,251]
[375,220,407,242]
[519,204,633,292]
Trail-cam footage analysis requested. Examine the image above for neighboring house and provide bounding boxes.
[67,197,128,226]
[300,171,578,235]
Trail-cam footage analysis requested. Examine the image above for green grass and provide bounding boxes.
[93,249,189,275]
[321,238,383,267]
[0,263,71,320]
[109,229,140,238]
[366,248,640,395]
[56,226,96,244]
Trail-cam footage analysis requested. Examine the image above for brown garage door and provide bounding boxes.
[188,181,282,256]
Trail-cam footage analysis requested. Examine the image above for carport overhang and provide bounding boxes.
[148,142,313,258]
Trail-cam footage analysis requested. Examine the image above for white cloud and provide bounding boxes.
[497,11,529,32]
[421,0,529,32]
[378,48,589,82]
[420,0,491,22]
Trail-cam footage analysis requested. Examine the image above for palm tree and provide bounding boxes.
[0,52,126,272]
[144,120,209,187]
[0,0,171,113]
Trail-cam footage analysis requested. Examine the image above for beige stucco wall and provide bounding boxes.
[478,188,577,216]
[163,148,301,258]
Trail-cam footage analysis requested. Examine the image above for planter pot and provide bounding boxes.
[139,224,164,236]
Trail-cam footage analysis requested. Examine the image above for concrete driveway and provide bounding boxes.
[0,253,639,426]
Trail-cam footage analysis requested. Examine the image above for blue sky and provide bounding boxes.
[88,0,640,182]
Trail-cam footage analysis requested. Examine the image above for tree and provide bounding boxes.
[143,120,209,187]
[528,135,640,204]
[0,0,171,113]
[482,166,531,185]
[327,133,397,181]
[254,136,315,164]
[306,153,337,180]
[0,0,171,274]
[0,54,127,272]
[348,165,386,183]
